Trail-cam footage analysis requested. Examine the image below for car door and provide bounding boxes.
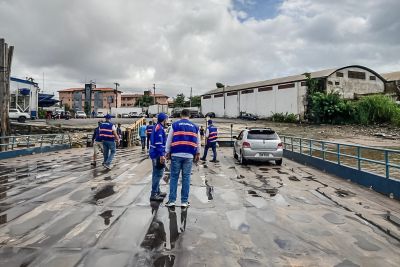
[235,130,244,153]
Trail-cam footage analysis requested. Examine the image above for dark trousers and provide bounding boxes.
[202,142,217,161]
[147,134,151,149]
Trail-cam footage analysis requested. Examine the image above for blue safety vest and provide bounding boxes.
[149,123,166,159]
[146,125,153,135]
[207,125,218,143]
[99,122,115,141]
[171,119,199,155]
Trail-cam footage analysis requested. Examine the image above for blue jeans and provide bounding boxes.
[146,134,151,149]
[202,142,217,161]
[103,141,116,166]
[140,136,146,149]
[169,156,193,203]
[151,158,165,197]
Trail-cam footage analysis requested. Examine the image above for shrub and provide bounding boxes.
[353,95,400,125]
[271,112,298,123]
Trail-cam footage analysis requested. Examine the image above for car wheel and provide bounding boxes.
[240,151,247,165]
[18,116,26,123]
[233,147,238,159]
[275,159,282,166]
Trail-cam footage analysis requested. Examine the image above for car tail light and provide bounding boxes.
[277,142,283,149]
[243,141,251,148]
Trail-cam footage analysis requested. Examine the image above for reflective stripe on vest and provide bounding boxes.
[170,119,199,155]
[146,125,153,134]
[99,122,115,141]
[207,126,218,142]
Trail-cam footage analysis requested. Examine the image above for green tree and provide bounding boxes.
[188,95,201,107]
[135,95,154,107]
[174,93,186,107]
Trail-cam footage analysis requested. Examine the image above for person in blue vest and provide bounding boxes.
[200,120,218,163]
[99,114,120,169]
[139,121,147,150]
[146,121,154,150]
[165,109,201,207]
[91,121,103,166]
[149,113,169,201]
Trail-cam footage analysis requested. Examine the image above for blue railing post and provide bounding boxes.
[27,136,30,148]
[291,137,293,152]
[322,142,326,160]
[357,147,361,171]
[11,136,16,150]
[309,140,312,156]
[385,150,389,179]
[300,138,302,154]
[337,144,341,165]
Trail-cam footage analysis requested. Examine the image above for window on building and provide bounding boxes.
[328,81,333,85]
[241,89,254,94]
[278,83,295,90]
[335,81,340,85]
[214,93,224,98]
[258,86,273,92]
[370,76,376,80]
[300,81,307,86]
[227,92,238,96]
[348,71,366,80]
[336,72,344,77]
[202,95,211,99]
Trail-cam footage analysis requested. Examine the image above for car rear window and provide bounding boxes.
[247,130,278,140]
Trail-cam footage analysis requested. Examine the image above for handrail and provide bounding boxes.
[282,135,400,180]
[0,133,72,151]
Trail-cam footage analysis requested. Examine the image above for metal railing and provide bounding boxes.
[0,133,72,151]
[282,136,400,180]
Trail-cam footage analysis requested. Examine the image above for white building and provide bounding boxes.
[10,77,39,119]
[201,65,386,118]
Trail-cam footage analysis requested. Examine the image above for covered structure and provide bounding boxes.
[10,77,39,119]
[201,65,386,118]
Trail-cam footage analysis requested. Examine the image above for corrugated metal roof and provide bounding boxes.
[202,68,336,95]
[381,71,400,82]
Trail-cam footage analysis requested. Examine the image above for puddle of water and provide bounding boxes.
[93,184,115,202]
[263,188,278,197]
[323,212,345,225]
[303,228,332,237]
[334,259,360,267]
[288,176,300,181]
[238,258,263,267]
[99,210,113,225]
[274,238,290,249]
[205,180,214,200]
[335,189,356,198]
[153,255,175,267]
[353,235,381,251]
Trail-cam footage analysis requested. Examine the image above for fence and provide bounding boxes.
[0,133,72,159]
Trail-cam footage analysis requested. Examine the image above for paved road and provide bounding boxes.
[0,147,399,267]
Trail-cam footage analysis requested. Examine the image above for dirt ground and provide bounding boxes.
[201,118,400,148]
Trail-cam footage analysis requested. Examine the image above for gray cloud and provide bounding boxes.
[1,0,399,97]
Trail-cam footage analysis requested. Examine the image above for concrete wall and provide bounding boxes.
[326,67,385,99]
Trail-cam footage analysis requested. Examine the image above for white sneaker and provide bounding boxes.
[181,202,190,207]
[165,201,176,207]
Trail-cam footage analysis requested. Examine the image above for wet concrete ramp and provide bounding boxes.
[0,147,399,266]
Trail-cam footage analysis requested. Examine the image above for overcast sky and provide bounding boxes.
[1,0,399,97]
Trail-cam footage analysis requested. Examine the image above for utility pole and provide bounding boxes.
[114,82,119,108]
[190,87,192,107]
[153,83,156,105]
[0,38,14,151]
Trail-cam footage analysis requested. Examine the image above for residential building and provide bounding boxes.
[201,65,386,118]
[120,91,169,107]
[58,87,122,112]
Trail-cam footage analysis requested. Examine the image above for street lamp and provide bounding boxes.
[114,82,119,108]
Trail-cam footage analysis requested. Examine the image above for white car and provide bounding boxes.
[96,111,104,118]
[9,109,30,123]
[75,111,87,119]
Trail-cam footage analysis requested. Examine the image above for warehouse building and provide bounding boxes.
[201,65,386,118]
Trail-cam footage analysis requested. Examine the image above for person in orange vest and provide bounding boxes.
[99,114,120,169]
[165,109,201,207]
[200,120,218,163]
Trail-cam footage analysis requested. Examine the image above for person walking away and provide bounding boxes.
[200,120,218,162]
[199,126,205,146]
[165,109,201,207]
[117,123,123,148]
[91,121,103,166]
[99,114,120,169]
[139,121,147,150]
[149,113,169,201]
[146,121,154,150]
